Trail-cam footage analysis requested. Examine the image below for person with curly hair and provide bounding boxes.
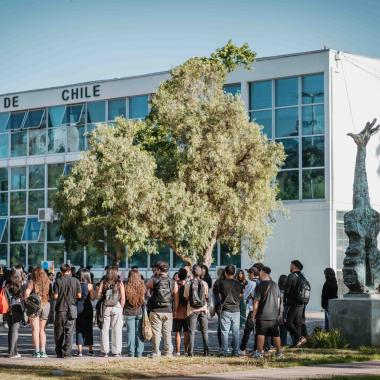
[25,267,51,358]
[124,268,145,357]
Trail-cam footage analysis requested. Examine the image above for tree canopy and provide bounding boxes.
[55,41,285,266]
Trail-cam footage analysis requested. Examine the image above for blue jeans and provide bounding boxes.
[220,310,240,355]
[324,310,330,331]
[125,315,144,357]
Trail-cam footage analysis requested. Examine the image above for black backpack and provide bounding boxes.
[25,293,41,316]
[296,273,311,305]
[189,279,206,308]
[178,283,188,306]
[152,277,172,308]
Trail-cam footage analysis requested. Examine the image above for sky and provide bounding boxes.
[0,0,380,94]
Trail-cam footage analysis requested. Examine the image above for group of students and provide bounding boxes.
[0,258,338,359]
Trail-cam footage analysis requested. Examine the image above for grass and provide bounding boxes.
[1,348,380,380]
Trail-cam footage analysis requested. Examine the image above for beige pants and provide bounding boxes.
[100,305,123,355]
[149,312,173,356]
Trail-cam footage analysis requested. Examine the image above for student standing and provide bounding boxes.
[277,274,288,346]
[54,263,82,358]
[75,269,95,356]
[124,268,145,357]
[25,267,51,358]
[235,269,248,327]
[200,265,212,289]
[5,266,24,358]
[321,268,338,330]
[184,265,209,357]
[97,266,125,357]
[218,265,242,357]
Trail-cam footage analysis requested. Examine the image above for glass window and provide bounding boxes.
[63,104,85,125]
[275,107,298,137]
[2,222,8,243]
[224,83,241,96]
[173,252,185,268]
[48,127,66,153]
[108,98,126,120]
[10,191,26,215]
[11,167,26,190]
[48,163,64,188]
[250,81,271,110]
[87,101,105,123]
[151,244,170,266]
[48,189,57,207]
[276,138,299,169]
[0,133,9,158]
[302,73,324,104]
[28,243,44,267]
[129,95,149,119]
[47,243,64,265]
[250,110,272,138]
[210,244,217,268]
[0,219,7,241]
[22,218,42,241]
[29,165,45,189]
[336,211,349,270]
[0,168,8,191]
[64,163,73,176]
[7,111,26,130]
[67,126,85,152]
[24,109,45,129]
[10,130,27,157]
[0,113,10,132]
[28,190,44,215]
[29,129,46,155]
[277,170,299,200]
[302,169,325,199]
[67,247,83,266]
[129,251,148,268]
[275,77,298,107]
[107,242,126,268]
[0,193,7,216]
[0,244,7,266]
[10,244,26,267]
[302,136,324,168]
[47,222,63,241]
[220,244,241,267]
[48,106,65,127]
[86,244,104,268]
[302,105,324,135]
[10,218,25,241]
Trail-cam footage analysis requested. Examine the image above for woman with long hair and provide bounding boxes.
[321,267,338,330]
[97,266,125,357]
[24,267,51,358]
[124,268,145,357]
[200,265,212,289]
[75,269,95,356]
[235,269,248,327]
[5,265,24,358]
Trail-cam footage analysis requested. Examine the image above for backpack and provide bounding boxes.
[10,296,24,314]
[152,277,172,308]
[103,282,120,307]
[0,287,9,314]
[178,283,188,306]
[296,273,311,305]
[189,279,206,308]
[25,293,42,317]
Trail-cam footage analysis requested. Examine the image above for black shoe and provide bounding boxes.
[204,349,209,357]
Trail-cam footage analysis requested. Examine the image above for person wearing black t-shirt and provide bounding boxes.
[218,265,242,356]
[252,266,283,359]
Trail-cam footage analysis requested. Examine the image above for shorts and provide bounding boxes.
[255,319,280,337]
[30,303,50,321]
[173,318,189,333]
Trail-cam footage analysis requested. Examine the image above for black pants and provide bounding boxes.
[286,305,303,342]
[54,311,75,357]
[7,310,23,356]
[187,311,208,355]
[217,314,222,348]
[240,311,255,351]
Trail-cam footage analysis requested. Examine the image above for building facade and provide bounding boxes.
[1,48,380,309]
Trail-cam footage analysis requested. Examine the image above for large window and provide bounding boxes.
[129,95,149,119]
[249,73,325,200]
[336,211,349,270]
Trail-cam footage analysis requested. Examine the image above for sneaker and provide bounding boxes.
[174,352,181,357]
[8,353,21,358]
[252,351,264,359]
[3,322,8,329]
[87,351,94,356]
[275,351,284,359]
[76,352,83,357]
[239,349,248,356]
[296,337,307,347]
[32,352,41,358]
[113,354,121,357]
[149,353,161,358]
[39,352,48,358]
[103,353,109,358]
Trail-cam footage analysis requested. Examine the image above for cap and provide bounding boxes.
[246,266,260,276]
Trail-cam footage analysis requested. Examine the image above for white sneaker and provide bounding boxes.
[174,352,181,357]
[8,354,21,358]
[239,349,248,356]
[252,351,264,359]
[275,351,284,359]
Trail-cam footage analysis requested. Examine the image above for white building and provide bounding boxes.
[0,48,379,310]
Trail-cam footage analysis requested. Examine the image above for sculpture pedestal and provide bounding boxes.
[330,295,380,348]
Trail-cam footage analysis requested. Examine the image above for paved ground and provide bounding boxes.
[0,312,324,358]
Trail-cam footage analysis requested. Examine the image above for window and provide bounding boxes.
[108,98,126,120]
[10,218,25,241]
[48,127,66,153]
[0,219,7,241]
[67,247,84,266]
[302,73,324,104]
[250,81,272,110]
[336,211,348,270]
[48,163,65,188]
[48,106,65,127]
[47,222,63,242]
[276,138,299,169]
[0,244,7,266]
[302,105,324,135]
[28,243,44,267]
[250,110,272,138]
[0,113,10,132]
[0,133,9,158]
[7,111,26,130]
[11,167,26,190]
[277,171,299,200]
[87,101,105,123]
[28,190,44,215]
[0,193,7,216]
[129,95,149,119]
[275,77,298,107]
[29,165,45,189]
[10,244,26,266]
[86,244,104,268]
[220,243,241,267]
[129,251,148,268]
[22,218,42,241]
[224,83,241,96]
[67,126,85,152]
[173,252,185,268]
[62,104,85,125]
[151,244,170,265]
[302,169,325,199]
[29,129,46,155]
[0,168,8,191]
[275,107,298,137]
[11,130,27,157]
[47,243,64,264]
[10,192,26,215]
[24,109,45,129]
[302,136,324,168]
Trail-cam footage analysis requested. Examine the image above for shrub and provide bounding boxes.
[305,328,348,349]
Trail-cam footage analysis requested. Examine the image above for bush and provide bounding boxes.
[305,328,348,349]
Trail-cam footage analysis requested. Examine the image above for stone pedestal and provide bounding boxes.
[329,295,380,348]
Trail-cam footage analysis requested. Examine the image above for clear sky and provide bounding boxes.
[1,0,379,94]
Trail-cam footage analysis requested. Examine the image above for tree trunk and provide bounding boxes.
[203,235,217,268]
